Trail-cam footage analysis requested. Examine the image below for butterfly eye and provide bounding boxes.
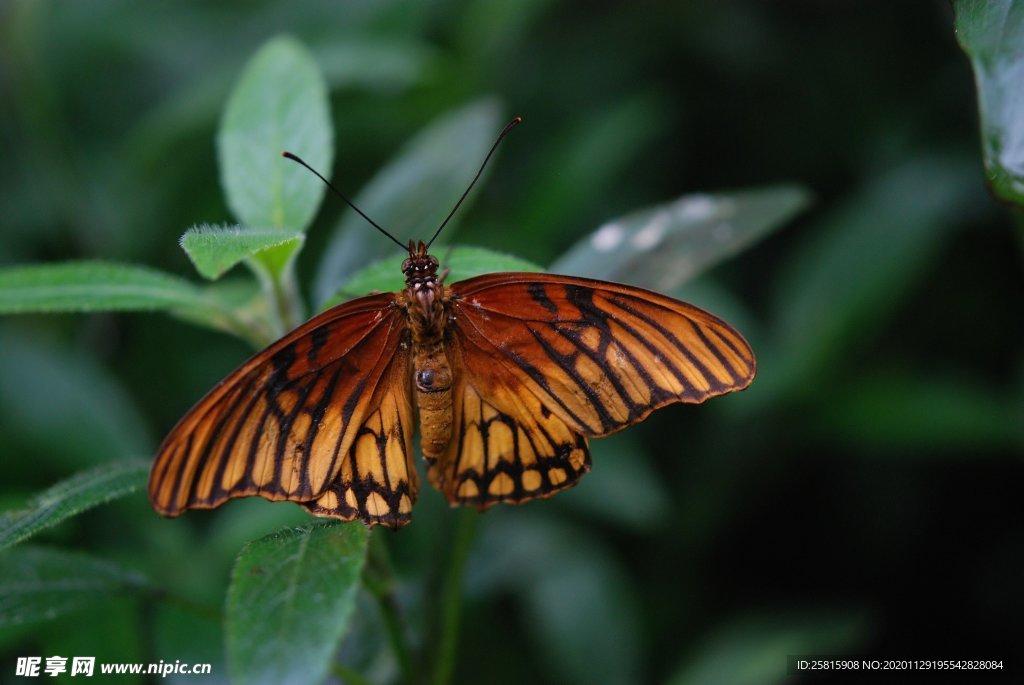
[415,369,435,390]
[401,259,412,273]
[429,256,439,269]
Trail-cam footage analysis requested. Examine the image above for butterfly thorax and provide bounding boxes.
[402,241,453,459]
[402,242,444,342]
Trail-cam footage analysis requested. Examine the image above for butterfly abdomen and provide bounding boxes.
[413,338,452,459]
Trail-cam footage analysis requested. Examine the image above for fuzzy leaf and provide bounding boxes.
[226,522,367,685]
[0,262,208,314]
[218,35,332,232]
[0,547,149,635]
[0,261,257,342]
[0,460,150,551]
[180,224,305,280]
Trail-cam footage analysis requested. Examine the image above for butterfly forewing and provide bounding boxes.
[148,292,406,516]
[447,273,755,439]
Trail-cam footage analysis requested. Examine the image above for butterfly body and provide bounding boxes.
[403,241,454,461]
[150,239,756,529]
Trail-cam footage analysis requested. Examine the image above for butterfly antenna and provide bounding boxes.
[426,116,522,249]
[281,151,406,250]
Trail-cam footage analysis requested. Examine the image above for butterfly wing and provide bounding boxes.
[431,273,755,507]
[300,346,417,528]
[149,292,413,524]
[427,334,591,508]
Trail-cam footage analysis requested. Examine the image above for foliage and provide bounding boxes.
[0,460,149,551]
[0,4,1021,685]
[226,523,366,685]
[955,0,1024,206]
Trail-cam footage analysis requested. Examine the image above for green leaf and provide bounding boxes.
[315,39,437,91]
[180,223,305,280]
[0,261,209,314]
[517,95,669,241]
[0,460,150,551]
[313,99,503,306]
[954,0,1024,206]
[0,331,152,468]
[226,522,368,685]
[0,261,261,343]
[154,603,223,681]
[218,35,332,232]
[551,185,810,290]
[472,515,641,685]
[0,546,149,636]
[42,598,145,683]
[819,373,1024,454]
[323,245,544,308]
[666,610,868,685]
[763,154,984,402]
[176,277,279,348]
[130,39,432,167]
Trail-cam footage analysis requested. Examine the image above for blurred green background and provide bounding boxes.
[1,1,1022,684]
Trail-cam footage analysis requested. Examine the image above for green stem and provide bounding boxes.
[269,258,304,332]
[364,532,415,685]
[247,251,304,338]
[431,510,477,685]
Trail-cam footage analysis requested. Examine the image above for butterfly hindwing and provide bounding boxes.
[148,292,407,518]
[428,336,591,508]
[301,347,418,528]
[447,273,756,439]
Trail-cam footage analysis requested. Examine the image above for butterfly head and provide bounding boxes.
[402,240,439,288]
[402,240,445,332]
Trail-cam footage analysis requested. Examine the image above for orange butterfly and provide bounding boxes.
[149,119,755,529]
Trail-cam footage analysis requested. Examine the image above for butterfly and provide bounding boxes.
[148,119,756,529]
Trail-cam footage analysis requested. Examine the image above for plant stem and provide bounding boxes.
[247,248,305,338]
[269,258,304,332]
[364,532,415,685]
[431,509,477,685]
